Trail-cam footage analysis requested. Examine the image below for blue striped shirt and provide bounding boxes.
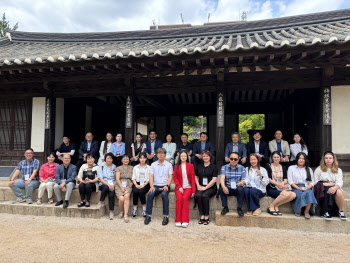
[16,158,40,181]
[110,142,125,155]
[220,163,246,188]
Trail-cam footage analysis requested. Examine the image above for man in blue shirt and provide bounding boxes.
[8,148,40,204]
[219,152,246,216]
[175,133,193,163]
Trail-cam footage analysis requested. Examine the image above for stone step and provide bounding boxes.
[215,211,350,234]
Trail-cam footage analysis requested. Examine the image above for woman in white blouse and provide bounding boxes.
[97,132,114,166]
[290,133,308,165]
[131,153,150,217]
[244,154,269,216]
[288,152,317,219]
[314,151,347,220]
[162,133,176,165]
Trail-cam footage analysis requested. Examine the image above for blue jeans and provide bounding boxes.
[11,180,40,200]
[146,185,169,216]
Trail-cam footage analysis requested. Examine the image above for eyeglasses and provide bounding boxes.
[230,158,239,161]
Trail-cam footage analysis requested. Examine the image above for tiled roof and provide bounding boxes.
[1,8,350,67]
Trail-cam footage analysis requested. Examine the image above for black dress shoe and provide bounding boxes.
[63,201,69,209]
[221,206,229,215]
[55,200,63,206]
[237,208,244,216]
[162,216,169,225]
[144,215,151,225]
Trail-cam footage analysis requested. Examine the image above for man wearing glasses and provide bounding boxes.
[8,148,40,204]
[219,152,246,216]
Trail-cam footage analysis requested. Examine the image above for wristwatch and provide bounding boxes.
[166,184,170,188]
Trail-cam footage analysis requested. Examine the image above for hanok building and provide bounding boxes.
[1,9,350,170]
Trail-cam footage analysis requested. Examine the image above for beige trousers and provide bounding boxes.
[38,182,55,199]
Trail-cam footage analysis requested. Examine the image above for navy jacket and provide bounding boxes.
[78,140,99,160]
[55,163,77,185]
[193,141,215,156]
[224,142,247,159]
[144,139,163,154]
[246,140,269,161]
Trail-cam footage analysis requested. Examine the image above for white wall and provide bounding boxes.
[332,85,350,154]
[31,97,46,152]
[55,98,64,149]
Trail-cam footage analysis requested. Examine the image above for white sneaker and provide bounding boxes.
[175,222,182,227]
[96,202,102,210]
[109,212,114,220]
[142,210,146,217]
[182,223,189,228]
[132,209,137,217]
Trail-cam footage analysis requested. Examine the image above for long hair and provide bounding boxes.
[320,151,339,173]
[270,151,282,164]
[133,132,144,153]
[293,132,307,151]
[176,150,189,172]
[103,132,114,154]
[248,153,261,170]
[295,152,312,181]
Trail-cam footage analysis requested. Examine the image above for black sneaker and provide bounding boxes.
[237,208,244,217]
[321,212,332,220]
[55,200,63,206]
[63,201,69,209]
[144,215,151,225]
[162,216,169,225]
[339,211,347,221]
[221,206,229,215]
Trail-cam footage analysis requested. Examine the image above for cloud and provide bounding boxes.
[0,0,348,33]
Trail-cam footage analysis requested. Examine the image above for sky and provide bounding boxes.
[1,0,350,33]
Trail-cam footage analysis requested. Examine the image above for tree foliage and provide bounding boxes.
[0,13,19,37]
[239,114,265,143]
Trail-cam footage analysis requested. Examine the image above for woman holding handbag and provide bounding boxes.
[266,151,296,216]
[173,150,196,228]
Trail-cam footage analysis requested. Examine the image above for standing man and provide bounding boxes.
[246,131,269,167]
[224,132,247,165]
[219,152,246,216]
[175,133,193,163]
[268,130,290,166]
[192,132,215,170]
[54,154,77,208]
[144,130,162,165]
[76,132,99,170]
[8,148,40,204]
[144,148,173,226]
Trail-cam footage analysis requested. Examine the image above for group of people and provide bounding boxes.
[8,129,347,228]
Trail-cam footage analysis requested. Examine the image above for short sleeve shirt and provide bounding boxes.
[17,158,40,181]
[150,160,173,186]
[196,163,218,190]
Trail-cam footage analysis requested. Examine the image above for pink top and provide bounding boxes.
[39,163,57,181]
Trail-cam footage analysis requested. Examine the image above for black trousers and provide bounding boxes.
[78,183,96,202]
[132,183,150,205]
[113,156,123,166]
[99,184,115,211]
[195,188,217,216]
[320,186,338,216]
[146,156,158,165]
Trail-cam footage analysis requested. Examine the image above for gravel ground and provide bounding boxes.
[0,213,349,263]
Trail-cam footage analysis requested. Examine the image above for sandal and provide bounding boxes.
[124,216,129,223]
[77,201,85,208]
[276,210,283,216]
[198,219,205,224]
[203,219,210,225]
[48,199,54,205]
[295,213,301,217]
[267,208,278,216]
[85,202,90,208]
[36,199,42,205]
[117,212,124,219]
[305,213,311,219]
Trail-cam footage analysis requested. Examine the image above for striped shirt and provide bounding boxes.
[16,158,40,181]
[220,163,246,189]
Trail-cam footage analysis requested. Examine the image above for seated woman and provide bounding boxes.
[131,153,150,217]
[37,152,58,205]
[162,133,176,165]
[173,150,196,228]
[97,132,114,166]
[115,155,133,223]
[290,133,308,166]
[110,133,125,166]
[314,151,347,220]
[131,132,146,166]
[77,154,99,207]
[244,153,269,216]
[195,150,217,225]
[266,151,296,216]
[97,153,116,220]
[288,152,317,219]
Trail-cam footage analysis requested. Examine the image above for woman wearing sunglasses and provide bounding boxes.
[314,151,347,220]
[244,153,269,216]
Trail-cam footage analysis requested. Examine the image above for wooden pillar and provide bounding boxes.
[124,78,135,156]
[216,73,225,169]
[320,67,333,155]
[44,82,56,157]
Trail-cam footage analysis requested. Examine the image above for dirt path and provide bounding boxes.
[0,213,349,263]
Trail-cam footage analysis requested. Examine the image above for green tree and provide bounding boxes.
[0,13,19,37]
[239,114,265,143]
